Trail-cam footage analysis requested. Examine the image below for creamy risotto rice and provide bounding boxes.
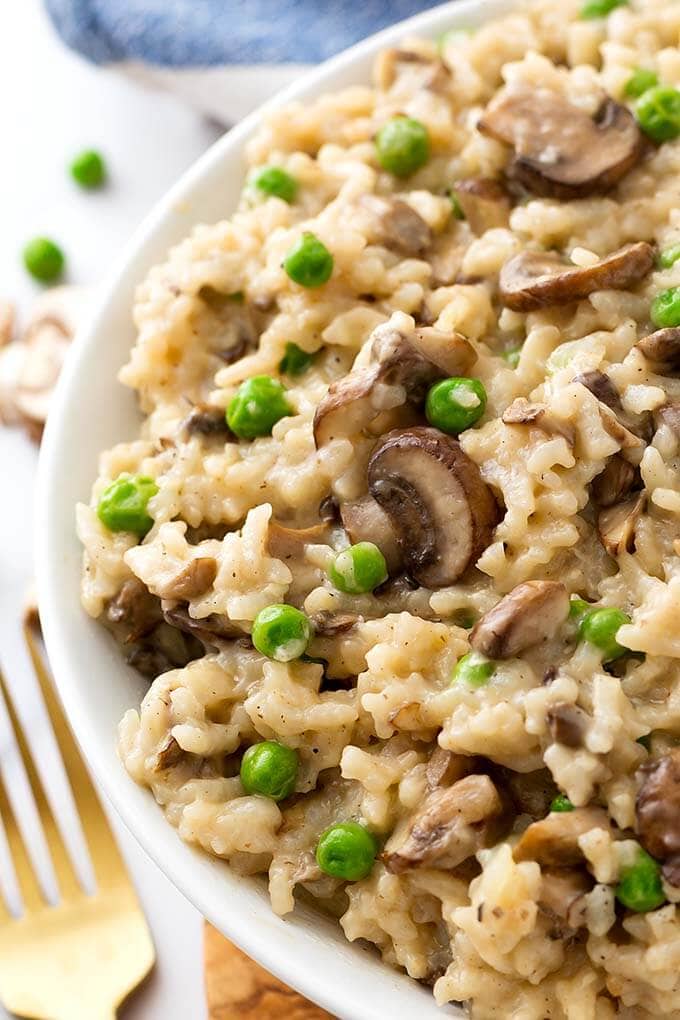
[79,1,680,1014]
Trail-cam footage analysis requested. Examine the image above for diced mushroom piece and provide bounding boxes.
[478,87,644,199]
[502,398,575,444]
[654,402,680,439]
[340,496,403,573]
[308,611,360,636]
[575,371,650,444]
[495,767,559,820]
[267,521,330,562]
[362,195,432,256]
[383,773,512,873]
[318,495,340,524]
[426,747,476,791]
[454,178,511,236]
[573,370,622,412]
[162,604,249,646]
[513,806,611,866]
[106,579,162,643]
[155,557,218,601]
[0,286,89,441]
[547,703,589,749]
[635,749,680,867]
[367,427,499,588]
[597,404,644,450]
[182,403,234,440]
[499,243,655,313]
[313,321,476,448]
[154,735,186,772]
[590,454,636,508]
[374,48,451,93]
[539,868,591,931]
[635,327,680,375]
[597,491,646,558]
[470,580,569,659]
[198,285,259,363]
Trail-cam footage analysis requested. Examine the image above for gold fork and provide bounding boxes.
[0,624,155,1020]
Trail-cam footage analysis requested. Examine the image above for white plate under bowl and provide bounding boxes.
[37,2,513,1016]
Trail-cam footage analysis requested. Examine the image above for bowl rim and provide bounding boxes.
[36,1,511,1014]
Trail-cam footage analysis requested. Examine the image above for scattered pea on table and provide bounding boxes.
[425,377,487,434]
[316,821,378,881]
[240,740,299,801]
[375,115,430,178]
[70,148,107,189]
[329,542,388,595]
[283,232,334,288]
[97,475,158,537]
[251,604,313,662]
[226,375,292,439]
[22,237,65,283]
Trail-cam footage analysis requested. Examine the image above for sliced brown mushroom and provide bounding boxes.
[502,397,575,444]
[470,580,569,659]
[573,370,622,412]
[499,243,655,313]
[426,747,476,791]
[635,327,680,375]
[361,195,432,256]
[374,48,451,94]
[155,557,218,601]
[454,178,511,236]
[597,491,645,558]
[267,521,330,562]
[124,618,204,680]
[590,454,636,508]
[339,496,403,573]
[478,87,644,199]
[162,604,249,646]
[197,285,259,363]
[382,773,512,873]
[182,403,235,440]
[106,579,162,643]
[547,703,589,749]
[367,427,499,588]
[513,806,611,866]
[318,494,341,524]
[154,735,187,772]
[313,322,476,447]
[493,767,559,820]
[539,868,592,932]
[575,370,651,445]
[635,749,680,869]
[308,611,360,636]
[654,402,680,438]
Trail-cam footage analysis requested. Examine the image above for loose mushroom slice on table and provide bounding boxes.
[635,327,680,376]
[469,580,569,659]
[361,195,433,256]
[478,86,644,199]
[597,491,646,558]
[367,426,499,588]
[454,178,511,236]
[313,322,476,447]
[339,496,403,573]
[513,806,611,866]
[382,773,512,873]
[499,243,655,312]
[635,749,680,884]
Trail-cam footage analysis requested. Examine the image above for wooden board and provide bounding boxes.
[204,922,335,1020]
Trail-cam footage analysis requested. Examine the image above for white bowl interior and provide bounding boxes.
[37,1,513,1015]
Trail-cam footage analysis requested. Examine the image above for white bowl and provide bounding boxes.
[37,2,512,1015]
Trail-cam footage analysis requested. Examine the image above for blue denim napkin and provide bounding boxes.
[45,0,432,67]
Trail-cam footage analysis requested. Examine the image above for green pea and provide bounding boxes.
[96,475,158,536]
[315,821,378,881]
[579,606,631,661]
[451,651,495,688]
[658,243,680,269]
[425,377,487,434]
[375,116,430,178]
[251,604,312,662]
[636,86,680,144]
[240,740,299,800]
[502,347,522,369]
[616,847,665,912]
[70,148,107,188]
[329,542,388,595]
[453,609,477,630]
[279,342,313,376]
[252,166,298,203]
[569,596,592,626]
[226,375,292,439]
[449,190,465,220]
[283,232,334,288]
[624,68,659,99]
[550,794,575,813]
[651,286,680,328]
[580,0,626,18]
[22,237,65,283]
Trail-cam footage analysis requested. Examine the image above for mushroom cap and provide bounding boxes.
[479,87,644,200]
[454,178,511,236]
[513,806,611,866]
[499,242,655,312]
[367,426,499,588]
[635,327,680,375]
[470,580,569,659]
[361,194,433,256]
[636,749,680,861]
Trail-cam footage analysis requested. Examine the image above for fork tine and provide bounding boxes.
[23,624,129,889]
[0,667,82,903]
[0,756,46,914]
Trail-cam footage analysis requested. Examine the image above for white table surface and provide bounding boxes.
[0,3,226,1017]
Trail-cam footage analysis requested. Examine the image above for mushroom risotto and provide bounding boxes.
[78,0,680,1015]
